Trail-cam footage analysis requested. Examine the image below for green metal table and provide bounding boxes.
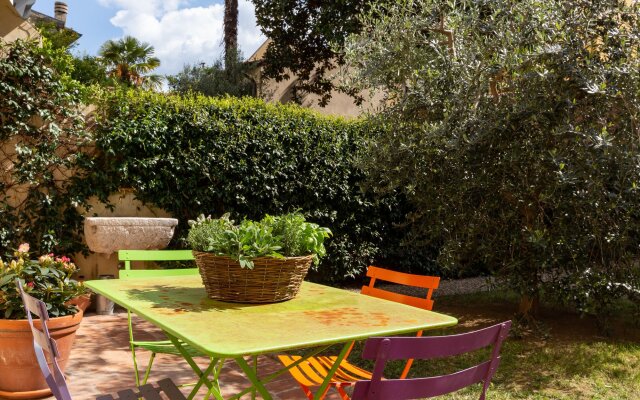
[86,275,457,399]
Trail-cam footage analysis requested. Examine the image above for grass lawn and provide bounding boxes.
[344,290,640,400]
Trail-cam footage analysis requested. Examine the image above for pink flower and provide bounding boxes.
[17,243,29,253]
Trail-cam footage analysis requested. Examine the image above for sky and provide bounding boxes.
[31,0,266,76]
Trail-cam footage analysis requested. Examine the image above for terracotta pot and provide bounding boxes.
[66,293,92,313]
[0,311,83,399]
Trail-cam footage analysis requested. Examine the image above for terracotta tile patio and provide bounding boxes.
[65,310,341,399]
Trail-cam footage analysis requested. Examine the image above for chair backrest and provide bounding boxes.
[15,279,73,400]
[118,250,197,279]
[17,279,186,400]
[361,266,440,311]
[351,320,512,400]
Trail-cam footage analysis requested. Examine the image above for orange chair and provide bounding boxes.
[277,266,440,399]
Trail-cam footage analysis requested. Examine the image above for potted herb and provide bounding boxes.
[0,244,86,399]
[187,212,331,303]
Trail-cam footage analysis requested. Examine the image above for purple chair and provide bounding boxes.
[15,279,186,400]
[351,321,512,400]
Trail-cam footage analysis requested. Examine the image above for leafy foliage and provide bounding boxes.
[0,244,85,319]
[98,35,162,89]
[251,0,386,105]
[187,212,331,269]
[71,54,112,86]
[167,55,255,98]
[34,21,80,50]
[264,212,331,261]
[36,21,112,87]
[0,39,91,255]
[345,0,640,318]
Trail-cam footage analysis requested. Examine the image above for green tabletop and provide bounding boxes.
[86,276,457,358]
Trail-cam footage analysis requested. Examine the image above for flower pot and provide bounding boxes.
[66,293,92,313]
[0,311,83,399]
[193,252,314,303]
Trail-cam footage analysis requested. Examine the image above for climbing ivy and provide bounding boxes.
[0,39,92,255]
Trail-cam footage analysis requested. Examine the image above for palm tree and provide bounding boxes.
[223,0,239,70]
[99,36,161,88]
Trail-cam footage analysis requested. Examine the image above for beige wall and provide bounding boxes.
[0,0,39,43]
[248,40,384,118]
[74,189,174,279]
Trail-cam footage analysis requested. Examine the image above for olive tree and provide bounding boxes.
[345,0,640,323]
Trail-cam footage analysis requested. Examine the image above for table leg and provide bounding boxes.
[313,341,354,400]
[166,333,221,399]
[202,359,226,400]
[190,361,219,400]
[226,345,333,400]
[235,356,273,400]
[212,359,227,399]
[251,355,258,400]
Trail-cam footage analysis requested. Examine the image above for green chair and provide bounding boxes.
[118,250,210,386]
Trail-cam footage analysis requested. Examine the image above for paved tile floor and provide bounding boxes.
[65,311,342,400]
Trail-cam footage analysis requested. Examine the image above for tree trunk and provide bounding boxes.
[518,294,539,318]
[224,0,239,70]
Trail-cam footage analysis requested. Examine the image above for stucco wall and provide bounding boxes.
[257,72,384,118]
[0,0,39,43]
[248,40,384,118]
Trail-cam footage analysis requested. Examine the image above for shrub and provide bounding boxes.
[0,244,85,319]
[0,38,436,282]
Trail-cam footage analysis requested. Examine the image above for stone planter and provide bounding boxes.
[0,311,83,399]
[84,217,178,255]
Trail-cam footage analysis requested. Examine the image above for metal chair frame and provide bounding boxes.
[351,321,512,400]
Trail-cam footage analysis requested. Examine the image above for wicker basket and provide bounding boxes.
[193,251,314,303]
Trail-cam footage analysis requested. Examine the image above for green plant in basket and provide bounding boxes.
[187,212,331,269]
[0,244,86,319]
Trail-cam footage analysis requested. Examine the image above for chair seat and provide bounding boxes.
[132,339,205,357]
[278,355,372,387]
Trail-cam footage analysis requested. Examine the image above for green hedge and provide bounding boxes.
[76,89,435,282]
[0,38,437,282]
